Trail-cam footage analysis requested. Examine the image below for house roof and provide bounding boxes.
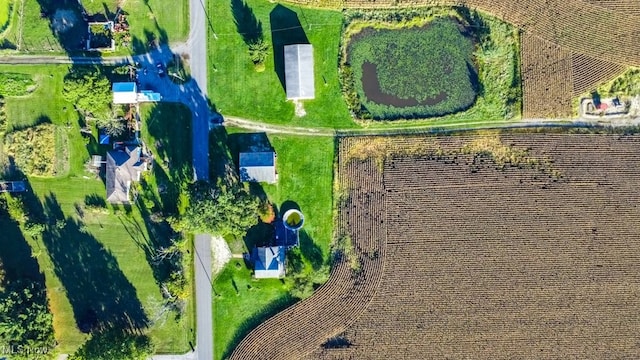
[106,146,146,204]
[112,82,138,104]
[284,44,315,100]
[253,246,285,278]
[239,152,277,183]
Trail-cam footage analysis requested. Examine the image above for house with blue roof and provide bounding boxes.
[239,151,278,183]
[252,246,286,279]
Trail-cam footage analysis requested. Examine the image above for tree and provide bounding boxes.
[69,328,154,360]
[92,116,127,137]
[63,67,112,117]
[0,281,55,358]
[175,182,260,238]
[248,39,269,68]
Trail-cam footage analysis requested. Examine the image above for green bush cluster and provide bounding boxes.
[3,124,58,176]
[346,17,477,119]
[0,73,36,97]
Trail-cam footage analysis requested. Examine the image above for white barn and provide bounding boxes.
[284,44,315,100]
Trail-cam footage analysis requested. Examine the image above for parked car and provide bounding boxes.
[156,62,165,76]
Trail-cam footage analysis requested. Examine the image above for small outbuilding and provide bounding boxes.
[112,82,138,104]
[239,151,277,183]
[252,246,286,279]
[284,44,315,100]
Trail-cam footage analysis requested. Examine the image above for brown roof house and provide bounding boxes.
[106,145,148,204]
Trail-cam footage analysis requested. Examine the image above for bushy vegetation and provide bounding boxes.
[596,67,640,96]
[69,328,153,360]
[347,18,476,119]
[3,123,63,176]
[0,73,36,97]
[88,23,112,49]
[173,182,260,240]
[0,281,55,359]
[62,67,111,118]
[341,7,521,122]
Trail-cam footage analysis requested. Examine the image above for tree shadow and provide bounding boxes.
[84,193,107,208]
[280,200,300,214]
[298,230,323,271]
[269,5,309,91]
[244,221,275,251]
[35,0,89,53]
[227,132,274,171]
[231,0,264,45]
[210,126,235,184]
[0,198,44,285]
[42,193,148,333]
[220,294,295,359]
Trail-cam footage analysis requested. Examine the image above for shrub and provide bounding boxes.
[0,73,36,97]
[3,124,60,176]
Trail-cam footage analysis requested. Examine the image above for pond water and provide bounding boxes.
[361,61,448,107]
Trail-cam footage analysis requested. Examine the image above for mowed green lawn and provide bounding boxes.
[208,0,355,128]
[2,0,188,54]
[214,130,335,359]
[0,0,11,32]
[0,64,193,354]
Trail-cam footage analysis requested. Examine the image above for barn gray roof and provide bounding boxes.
[284,44,315,100]
[239,151,277,183]
[106,146,147,204]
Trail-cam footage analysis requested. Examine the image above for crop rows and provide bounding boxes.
[521,34,574,117]
[583,0,640,15]
[312,134,640,359]
[521,33,627,117]
[230,138,388,359]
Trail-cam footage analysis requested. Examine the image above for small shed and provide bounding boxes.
[253,246,285,279]
[239,151,277,183]
[112,82,138,104]
[284,44,315,100]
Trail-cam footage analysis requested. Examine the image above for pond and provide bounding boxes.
[345,17,478,120]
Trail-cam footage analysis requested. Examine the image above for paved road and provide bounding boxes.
[188,0,211,183]
[194,234,213,360]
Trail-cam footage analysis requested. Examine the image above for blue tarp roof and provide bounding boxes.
[253,246,285,271]
[112,82,136,92]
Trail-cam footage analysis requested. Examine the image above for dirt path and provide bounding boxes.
[223,114,640,137]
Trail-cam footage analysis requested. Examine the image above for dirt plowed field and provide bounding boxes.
[232,134,640,359]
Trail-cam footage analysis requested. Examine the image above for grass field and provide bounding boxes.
[0,64,194,354]
[0,0,11,33]
[1,0,188,54]
[208,0,355,128]
[213,130,335,360]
